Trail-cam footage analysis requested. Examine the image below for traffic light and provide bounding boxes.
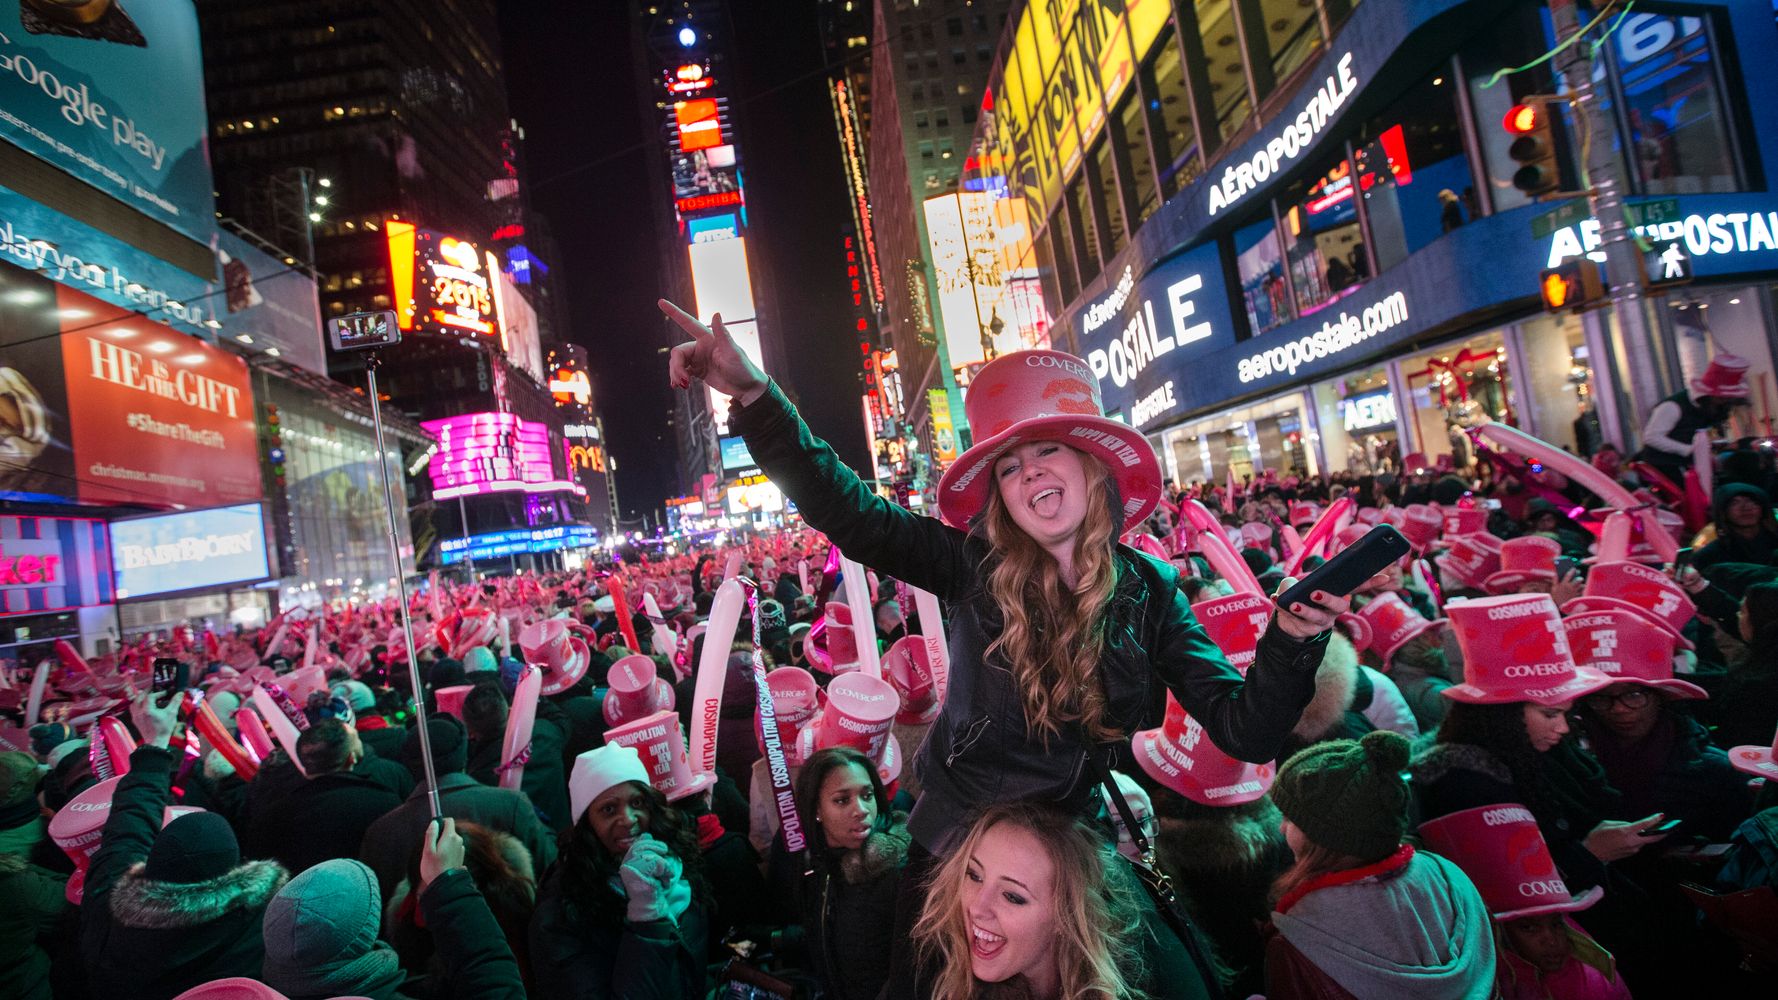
[1540,258,1605,313]
[1503,100,1560,197]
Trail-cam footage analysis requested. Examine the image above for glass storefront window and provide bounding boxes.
[1668,285,1778,440]
[1609,12,1739,195]
[1116,93,1160,225]
[1192,0,1253,144]
[1235,213,1290,336]
[1066,171,1104,282]
[1356,67,1474,273]
[1401,331,1512,472]
[1047,208,1079,304]
[1254,0,1325,91]
[1162,392,1316,487]
[1091,138,1128,259]
[1312,366,1400,475]
[1145,28,1204,196]
[1516,314,1598,456]
[1279,150,1366,316]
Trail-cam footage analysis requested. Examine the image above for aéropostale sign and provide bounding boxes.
[0,1,214,244]
[1072,241,1237,432]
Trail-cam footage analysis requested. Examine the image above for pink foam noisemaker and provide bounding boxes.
[1180,500,1265,597]
[1475,422,1677,564]
[689,579,747,778]
[499,665,541,791]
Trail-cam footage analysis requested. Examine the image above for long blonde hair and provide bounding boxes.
[913,802,1146,1000]
[982,448,1121,743]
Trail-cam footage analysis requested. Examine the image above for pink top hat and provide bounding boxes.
[1483,536,1562,595]
[755,666,822,753]
[433,685,474,720]
[795,671,903,784]
[803,602,861,675]
[603,654,675,726]
[1355,507,1383,527]
[1418,804,1604,920]
[1728,726,1778,781]
[1379,507,1407,530]
[1400,504,1443,553]
[1690,353,1751,400]
[936,349,1162,532]
[1435,532,1504,591]
[1562,609,1705,699]
[1193,592,1272,672]
[1352,592,1447,666]
[1132,693,1273,806]
[1288,502,1320,528]
[604,709,717,801]
[1561,560,1696,650]
[882,635,942,725]
[1441,594,1611,706]
[1445,506,1488,538]
[519,619,591,696]
[48,775,122,904]
[171,979,293,1000]
[1238,522,1273,552]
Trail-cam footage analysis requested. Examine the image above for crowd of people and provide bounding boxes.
[0,311,1774,999]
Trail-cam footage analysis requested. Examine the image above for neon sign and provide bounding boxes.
[420,412,582,500]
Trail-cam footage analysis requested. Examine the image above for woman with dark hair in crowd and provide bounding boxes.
[386,820,538,988]
[1712,581,1778,752]
[768,746,910,1000]
[528,744,711,999]
[1694,483,1778,572]
[911,801,1152,1000]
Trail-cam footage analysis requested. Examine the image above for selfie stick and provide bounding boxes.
[335,312,443,821]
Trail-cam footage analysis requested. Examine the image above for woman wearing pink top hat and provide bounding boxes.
[666,299,1345,988]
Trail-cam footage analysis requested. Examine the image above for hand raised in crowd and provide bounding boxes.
[127,686,183,750]
[1272,574,1377,640]
[420,816,466,891]
[1583,813,1668,862]
[619,833,691,925]
[1671,563,1708,595]
[1550,567,1584,606]
[661,298,770,406]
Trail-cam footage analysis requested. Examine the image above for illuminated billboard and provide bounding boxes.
[1,515,112,617]
[674,147,741,205]
[727,477,783,514]
[111,503,271,601]
[719,435,755,471]
[386,222,502,338]
[688,236,764,432]
[493,271,544,381]
[420,412,581,501]
[923,191,1027,369]
[675,99,723,152]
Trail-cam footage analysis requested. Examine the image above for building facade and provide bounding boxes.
[953,0,1776,490]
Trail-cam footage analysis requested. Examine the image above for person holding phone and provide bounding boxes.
[663,300,1349,992]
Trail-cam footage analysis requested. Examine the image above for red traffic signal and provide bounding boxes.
[1503,103,1542,135]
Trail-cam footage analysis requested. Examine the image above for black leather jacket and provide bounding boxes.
[734,382,1327,855]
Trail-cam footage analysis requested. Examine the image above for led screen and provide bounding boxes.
[111,503,271,600]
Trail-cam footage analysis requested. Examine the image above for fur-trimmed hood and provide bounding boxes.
[1408,739,1511,786]
[1156,798,1284,875]
[1290,631,1359,743]
[108,859,287,930]
[838,811,910,885]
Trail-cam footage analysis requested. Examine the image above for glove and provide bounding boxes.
[618,835,689,925]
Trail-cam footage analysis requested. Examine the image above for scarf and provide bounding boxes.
[268,943,406,1000]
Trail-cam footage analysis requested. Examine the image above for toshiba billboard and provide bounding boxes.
[0,258,260,509]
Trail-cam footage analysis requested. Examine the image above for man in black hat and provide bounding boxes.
[357,713,557,902]
[80,691,289,998]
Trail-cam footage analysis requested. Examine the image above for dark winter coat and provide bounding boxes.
[0,851,69,1000]
[527,861,711,1000]
[733,380,1328,855]
[1156,801,1292,997]
[1695,483,1778,572]
[1279,633,1375,760]
[771,814,910,1000]
[245,768,402,876]
[1582,712,1754,841]
[81,746,289,1000]
[355,716,408,764]
[359,771,556,902]
[469,711,571,833]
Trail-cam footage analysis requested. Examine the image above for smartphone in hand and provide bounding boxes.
[1276,525,1412,612]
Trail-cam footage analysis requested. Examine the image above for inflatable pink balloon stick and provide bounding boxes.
[236,708,275,762]
[499,666,541,792]
[302,625,319,672]
[428,571,443,621]
[1694,429,1713,498]
[797,560,810,595]
[250,686,306,775]
[1286,497,1354,578]
[840,555,882,680]
[53,640,97,685]
[498,613,512,659]
[188,699,258,782]
[26,662,48,726]
[723,550,743,582]
[1595,511,1633,563]
[1278,523,1305,564]
[1180,501,1265,597]
[689,579,747,778]
[607,576,642,653]
[642,593,677,658]
[1476,422,1677,562]
[911,586,950,703]
[1412,559,1443,613]
[95,715,136,776]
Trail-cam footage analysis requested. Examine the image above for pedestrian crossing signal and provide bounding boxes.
[1540,259,1604,313]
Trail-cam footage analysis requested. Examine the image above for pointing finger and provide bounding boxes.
[657,298,712,342]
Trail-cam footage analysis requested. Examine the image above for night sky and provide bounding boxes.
[498,0,868,523]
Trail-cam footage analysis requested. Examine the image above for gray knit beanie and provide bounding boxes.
[261,859,404,999]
